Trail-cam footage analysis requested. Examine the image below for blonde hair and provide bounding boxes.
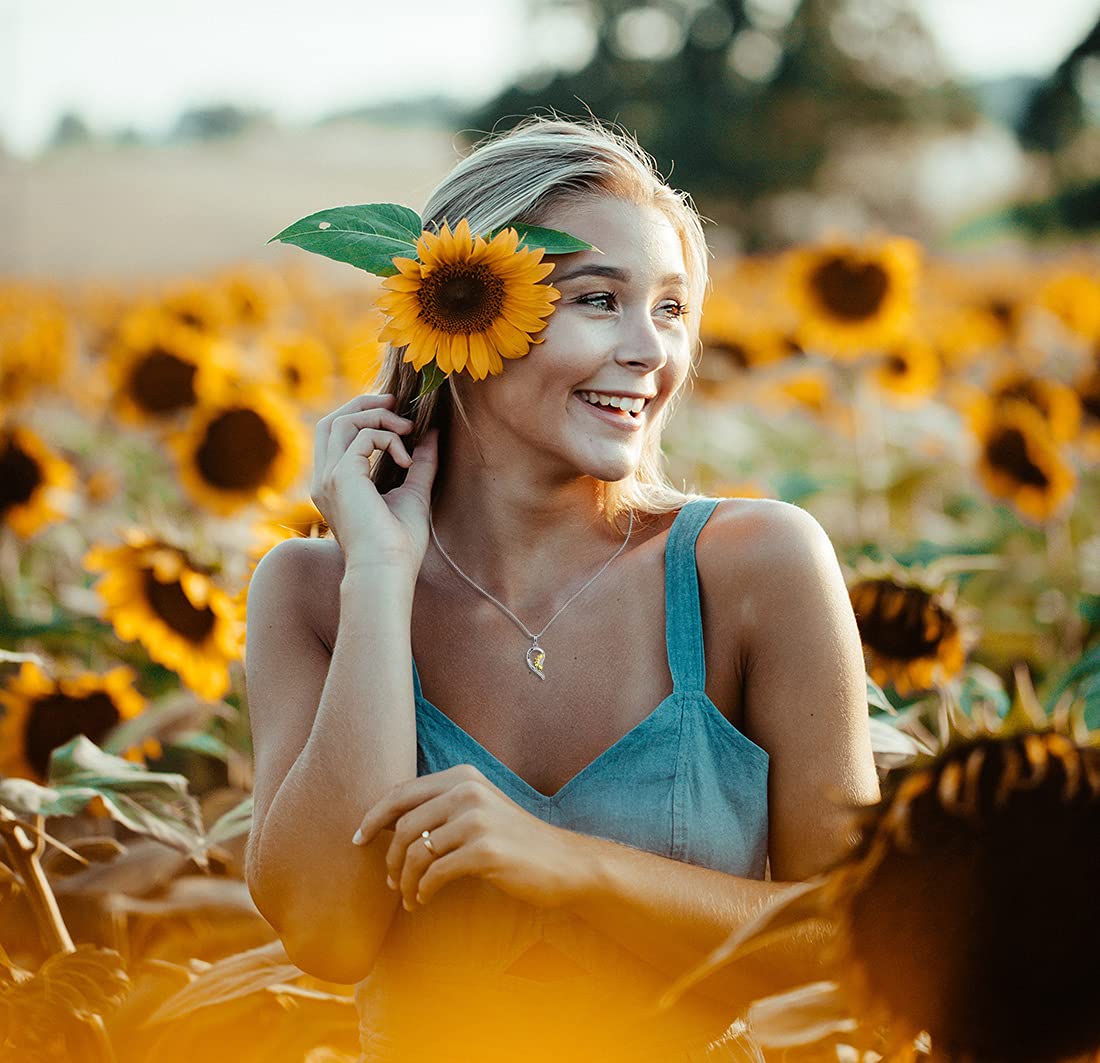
[368,112,713,531]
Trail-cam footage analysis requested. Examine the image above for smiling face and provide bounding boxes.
[450,194,694,485]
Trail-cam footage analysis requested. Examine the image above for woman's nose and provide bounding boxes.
[614,310,667,370]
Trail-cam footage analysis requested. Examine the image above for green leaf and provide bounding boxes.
[36,735,207,860]
[168,730,232,762]
[1044,642,1100,716]
[204,795,253,849]
[866,674,896,717]
[486,222,597,256]
[957,663,1011,720]
[267,203,423,277]
[414,362,449,401]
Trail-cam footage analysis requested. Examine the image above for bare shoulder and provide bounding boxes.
[698,496,835,608]
[247,536,346,649]
[700,496,879,879]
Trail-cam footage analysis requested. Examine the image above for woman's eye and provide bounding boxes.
[581,293,617,311]
[580,294,690,320]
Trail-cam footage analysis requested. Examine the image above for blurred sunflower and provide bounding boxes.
[698,290,795,399]
[214,264,290,330]
[155,278,234,335]
[0,282,72,406]
[248,497,328,561]
[786,237,921,358]
[83,530,244,701]
[1038,268,1100,342]
[0,425,75,539]
[105,307,233,425]
[376,218,560,382]
[331,308,388,394]
[711,480,773,500]
[867,337,941,407]
[169,385,307,516]
[752,364,855,435]
[848,558,974,697]
[964,366,1083,445]
[1074,365,1100,461]
[0,660,155,782]
[263,330,334,406]
[972,400,1077,524]
[661,724,1100,1063]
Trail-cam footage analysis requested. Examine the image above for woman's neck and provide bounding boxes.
[425,482,631,614]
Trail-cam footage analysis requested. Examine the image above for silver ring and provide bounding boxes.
[420,829,435,855]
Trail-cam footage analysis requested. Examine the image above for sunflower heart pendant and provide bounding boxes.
[526,642,546,680]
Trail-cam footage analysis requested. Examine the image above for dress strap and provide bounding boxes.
[411,655,424,700]
[664,497,721,693]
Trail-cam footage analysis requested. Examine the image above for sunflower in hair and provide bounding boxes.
[83,530,244,701]
[376,218,561,382]
[0,661,154,783]
[787,237,921,358]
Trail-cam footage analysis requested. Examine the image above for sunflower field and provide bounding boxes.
[1,233,1099,1062]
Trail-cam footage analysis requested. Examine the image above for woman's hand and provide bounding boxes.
[310,392,439,576]
[351,764,583,911]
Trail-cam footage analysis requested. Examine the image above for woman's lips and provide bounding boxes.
[573,393,645,431]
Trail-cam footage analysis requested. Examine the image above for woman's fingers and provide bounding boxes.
[324,408,413,474]
[393,813,470,909]
[312,392,397,479]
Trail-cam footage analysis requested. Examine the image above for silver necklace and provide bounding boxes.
[428,505,635,681]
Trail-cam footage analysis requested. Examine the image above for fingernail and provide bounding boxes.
[416,891,423,904]
[386,874,396,889]
[352,828,363,845]
[402,898,412,911]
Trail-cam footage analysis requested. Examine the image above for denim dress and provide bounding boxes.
[354,497,771,1062]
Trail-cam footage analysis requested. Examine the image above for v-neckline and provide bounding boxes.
[414,690,683,803]
[410,500,702,804]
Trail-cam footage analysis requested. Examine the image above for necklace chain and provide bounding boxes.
[427,505,635,680]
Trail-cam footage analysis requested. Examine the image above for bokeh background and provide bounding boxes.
[2,3,1100,1061]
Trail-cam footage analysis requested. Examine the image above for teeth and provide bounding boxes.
[579,392,646,414]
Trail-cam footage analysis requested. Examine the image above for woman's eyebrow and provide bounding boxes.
[553,264,689,287]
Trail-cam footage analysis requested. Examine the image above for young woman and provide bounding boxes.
[244,116,880,1062]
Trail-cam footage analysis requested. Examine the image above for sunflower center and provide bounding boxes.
[195,408,281,491]
[417,264,507,334]
[809,256,889,321]
[854,581,950,660]
[1081,378,1100,422]
[129,347,198,413]
[885,353,908,376]
[142,570,218,644]
[997,380,1047,418]
[0,436,42,515]
[987,427,1049,488]
[25,692,122,781]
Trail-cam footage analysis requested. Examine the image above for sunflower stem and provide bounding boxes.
[1044,510,1083,665]
[0,810,75,958]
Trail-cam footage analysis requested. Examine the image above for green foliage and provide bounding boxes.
[267,203,424,277]
[0,736,206,861]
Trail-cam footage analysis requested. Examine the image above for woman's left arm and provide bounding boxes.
[557,501,882,1004]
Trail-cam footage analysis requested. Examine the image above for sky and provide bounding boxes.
[2,0,1099,158]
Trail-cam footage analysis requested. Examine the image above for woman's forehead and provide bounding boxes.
[540,197,687,279]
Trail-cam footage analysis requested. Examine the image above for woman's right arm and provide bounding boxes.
[243,392,440,984]
[243,541,417,984]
